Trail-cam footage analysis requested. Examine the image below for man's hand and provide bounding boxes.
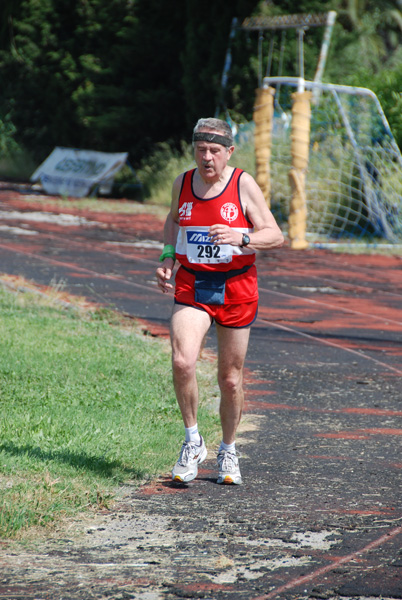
[209,224,243,246]
[156,258,175,293]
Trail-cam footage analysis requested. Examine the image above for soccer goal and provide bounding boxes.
[257,77,402,247]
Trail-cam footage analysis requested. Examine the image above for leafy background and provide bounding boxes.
[0,0,401,170]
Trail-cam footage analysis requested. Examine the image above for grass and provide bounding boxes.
[310,240,402,255]
[23,192,170,218]
[135,136,257,206]
[0,283,220,539]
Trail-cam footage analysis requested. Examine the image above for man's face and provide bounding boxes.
[194,129,234,182]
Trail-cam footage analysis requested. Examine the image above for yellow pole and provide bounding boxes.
[253,86,275,207]
[288,90,312,249]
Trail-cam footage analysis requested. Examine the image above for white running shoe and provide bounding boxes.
[217,450,242,485]
[171,436,207,483]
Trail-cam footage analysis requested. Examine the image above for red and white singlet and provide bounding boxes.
[175,168,258,305]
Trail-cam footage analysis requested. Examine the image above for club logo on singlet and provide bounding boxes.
[221,202,238,223]
[179,202,193,220]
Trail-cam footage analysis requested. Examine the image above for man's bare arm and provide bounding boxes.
[155,174,183,293]
[209,172,284,250]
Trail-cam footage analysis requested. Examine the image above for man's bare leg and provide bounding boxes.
[170,304,212,427]
[216,324,250,444]
[215,324,250,485]
[170,304,212,482]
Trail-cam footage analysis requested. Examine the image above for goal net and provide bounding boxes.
[245,78,402,245]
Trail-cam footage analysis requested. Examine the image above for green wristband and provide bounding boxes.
[159,244,176,262]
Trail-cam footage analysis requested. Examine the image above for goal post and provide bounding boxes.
[253,85,275,206]
[288,89,312,249]
[259,76,402,246]
[237,10,401,246]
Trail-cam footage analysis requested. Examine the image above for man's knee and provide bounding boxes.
[218,368,243,394]
[172,352,197,380]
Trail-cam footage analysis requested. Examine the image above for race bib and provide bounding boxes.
[186,230,233,264]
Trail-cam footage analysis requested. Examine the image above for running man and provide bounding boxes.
[156,117,284,484]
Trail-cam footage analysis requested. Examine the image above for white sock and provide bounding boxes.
[219,440,236,454]
[185,424,201,444]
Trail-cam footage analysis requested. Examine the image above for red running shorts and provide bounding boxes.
[174,265,258,328]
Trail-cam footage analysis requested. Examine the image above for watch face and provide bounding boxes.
[242,234,250,246]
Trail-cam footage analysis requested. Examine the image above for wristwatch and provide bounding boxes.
[240,233,250,248]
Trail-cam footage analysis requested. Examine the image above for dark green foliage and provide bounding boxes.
[0,0,401,170]
[0,0,138,160]
[0,0,259,166]
[346,66,402,150]
[181,1,258,129]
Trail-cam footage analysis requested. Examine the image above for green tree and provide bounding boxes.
[0,0,260,165]
[329,0,402,76]
[181,0,260,131]
[68,0,188,159]
[0,0,134,159]
[1,0,402,169]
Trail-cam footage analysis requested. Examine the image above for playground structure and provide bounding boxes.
[239,12,402,248]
